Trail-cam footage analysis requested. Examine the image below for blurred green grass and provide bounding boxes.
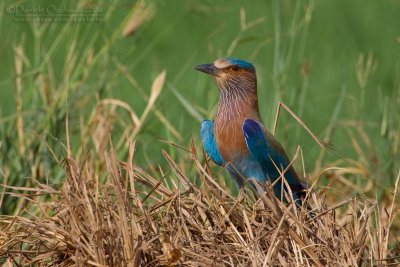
[0,0,399,215]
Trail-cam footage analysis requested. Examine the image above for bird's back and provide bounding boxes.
[242,118,306,203]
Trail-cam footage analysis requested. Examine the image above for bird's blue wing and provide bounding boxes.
[200,120,224,166]
[242,119,305,203]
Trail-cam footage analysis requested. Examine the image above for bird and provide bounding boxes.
[195,57,306,206]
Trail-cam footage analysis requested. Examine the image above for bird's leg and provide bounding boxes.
[272,101,328,150]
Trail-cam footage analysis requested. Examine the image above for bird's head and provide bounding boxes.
[195,58,257,93]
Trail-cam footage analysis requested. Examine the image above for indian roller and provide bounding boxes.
[195,57,306,206]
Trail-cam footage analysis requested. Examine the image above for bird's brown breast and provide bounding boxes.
[215,118,247,163]
[215,109,260,163]
[214,85,260,164]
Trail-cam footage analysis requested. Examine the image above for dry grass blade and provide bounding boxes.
[131,70,166,139]
[99,98,140,127]
[273,101,328,150]
[122,0,156,37]
[0,140,399,266]
[14,42,25,156]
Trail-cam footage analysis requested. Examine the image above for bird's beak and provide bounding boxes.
[194,63,218,76]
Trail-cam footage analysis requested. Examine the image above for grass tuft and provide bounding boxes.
[0,135,399,266]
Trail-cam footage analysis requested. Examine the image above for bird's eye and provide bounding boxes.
[231,65,240,71]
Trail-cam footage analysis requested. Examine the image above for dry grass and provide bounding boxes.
[0,133,399,266]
